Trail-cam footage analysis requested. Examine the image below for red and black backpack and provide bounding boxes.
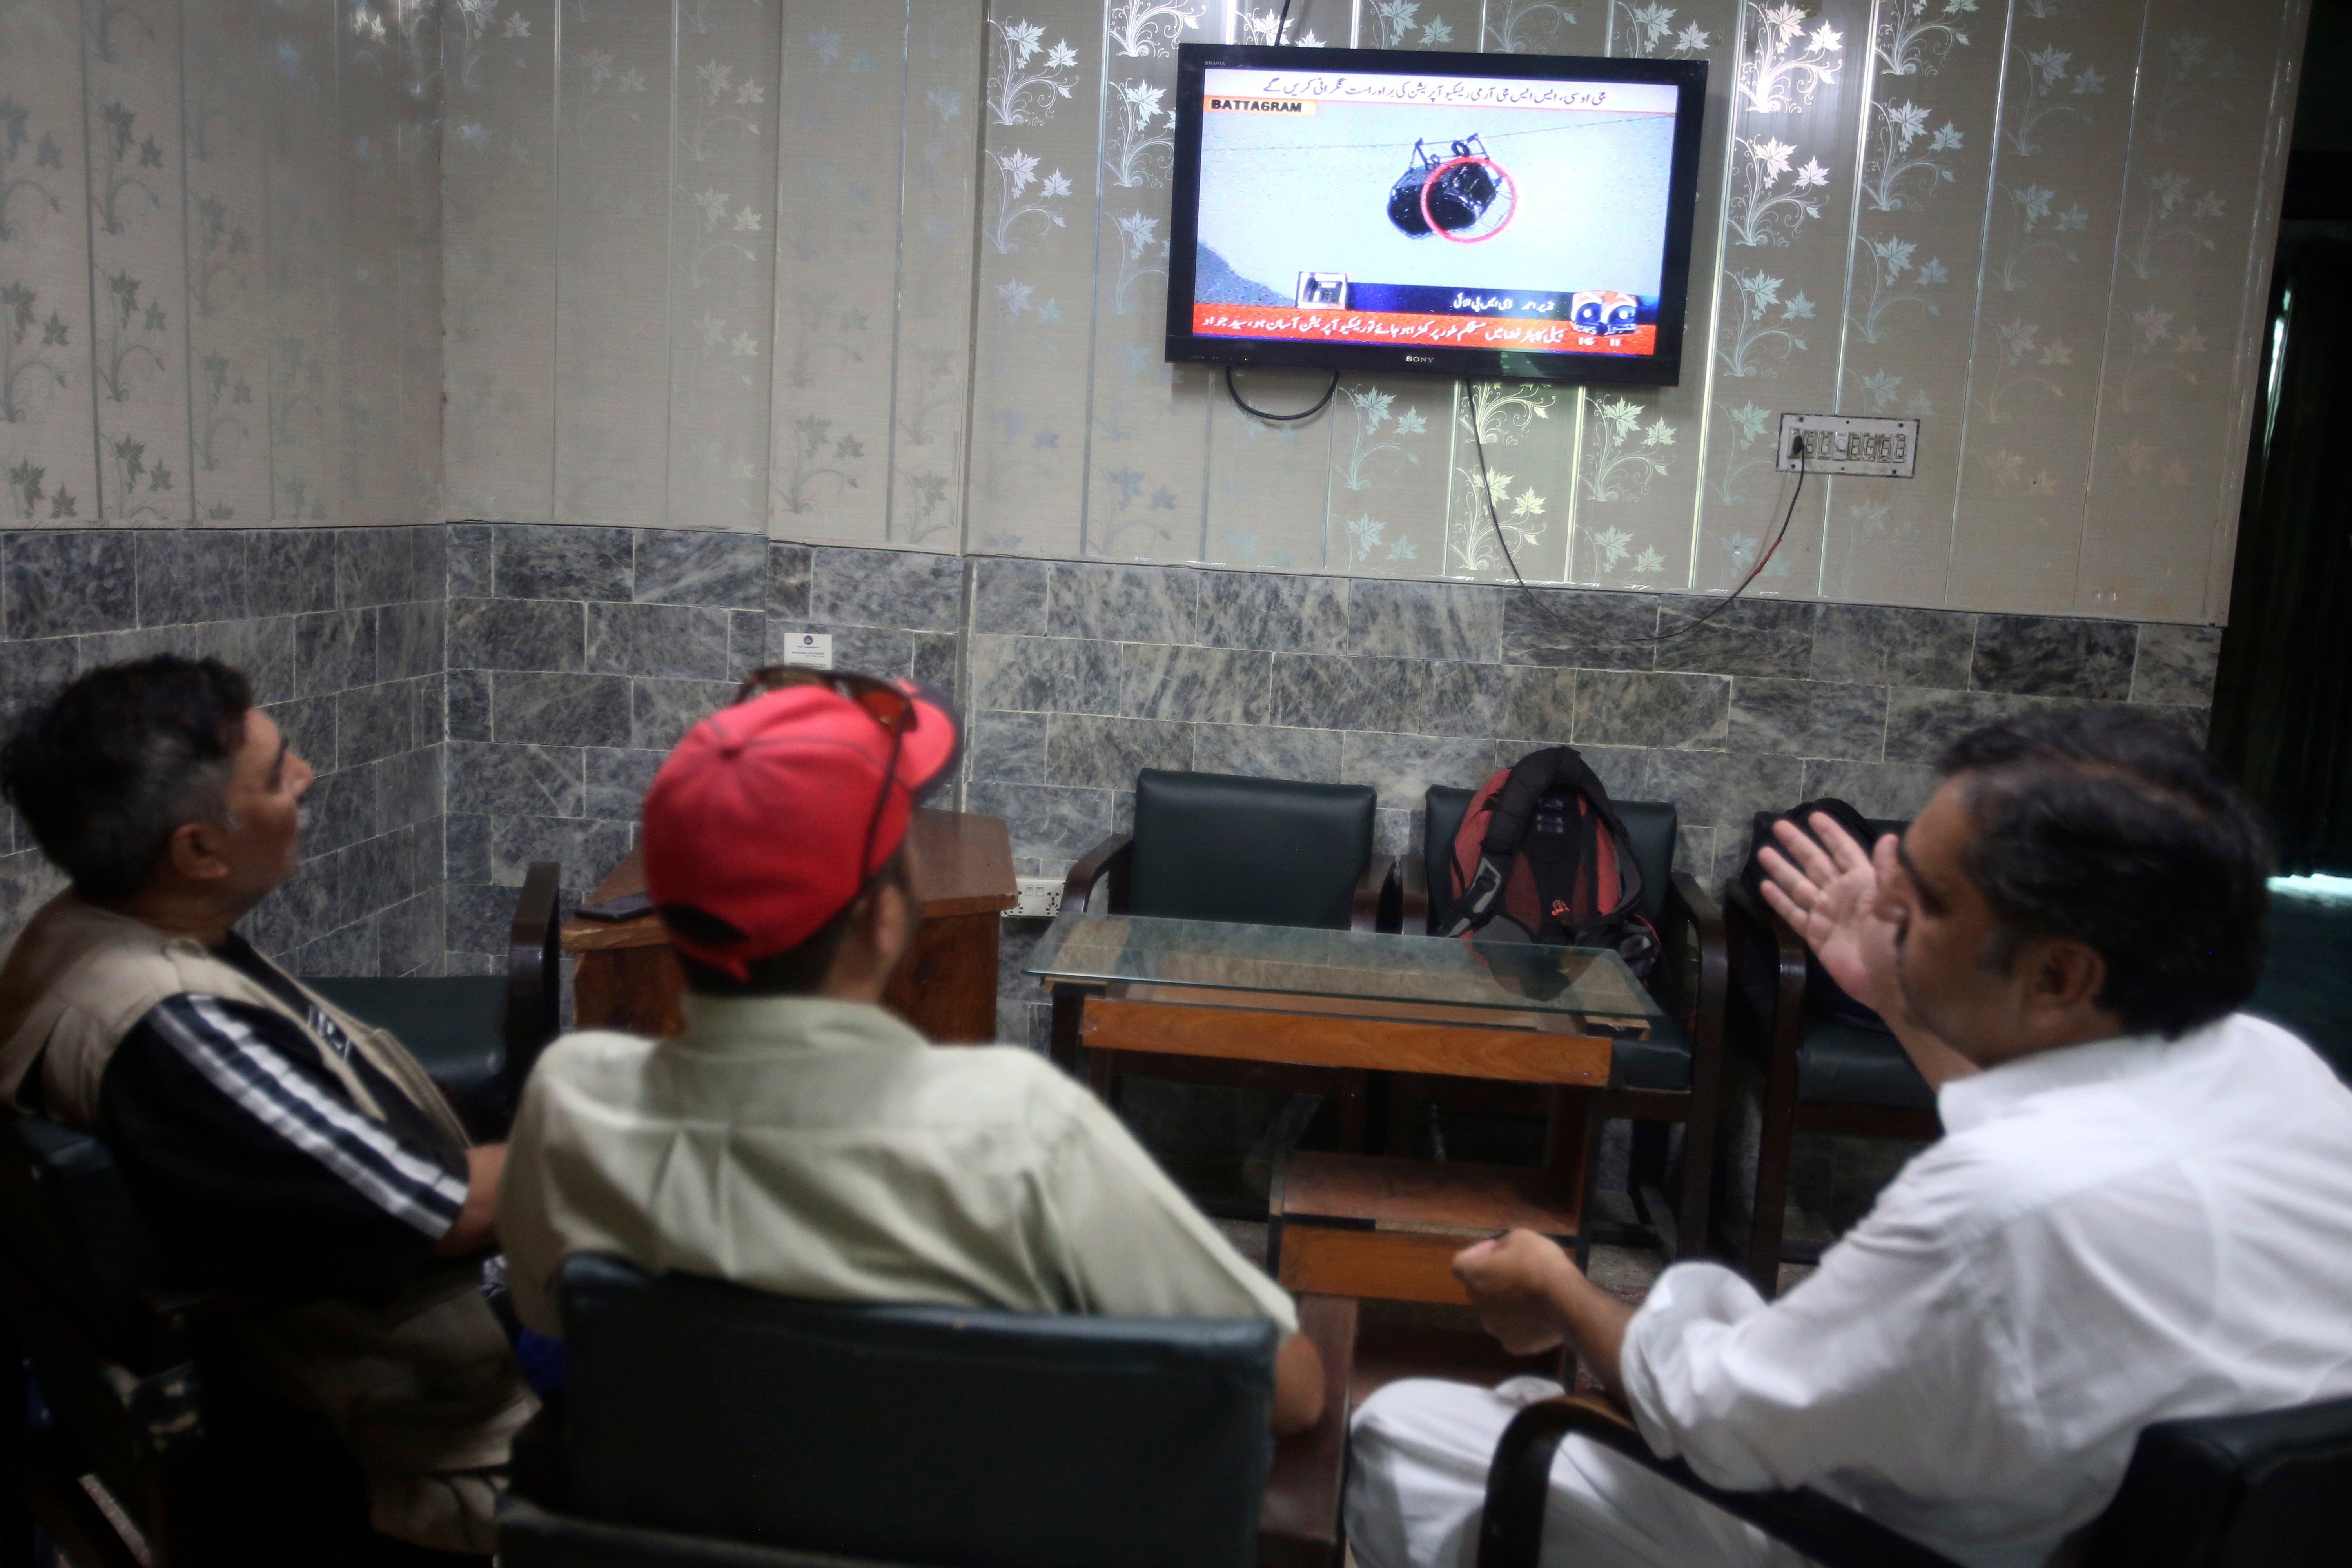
[1443,746,1659,978]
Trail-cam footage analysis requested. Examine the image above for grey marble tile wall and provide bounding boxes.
[441,527,966,971]
[0,526,448,978]
[972,557,2220,1048]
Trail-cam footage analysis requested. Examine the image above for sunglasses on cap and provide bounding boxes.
[732,666,921,881]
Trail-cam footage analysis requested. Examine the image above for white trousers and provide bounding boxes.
[1345,1378,1808,1568]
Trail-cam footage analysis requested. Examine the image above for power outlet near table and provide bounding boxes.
[1775,413,1920,479]
[1009,877,1063,919]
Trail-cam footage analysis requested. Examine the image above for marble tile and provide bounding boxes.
[1270,653,1410,733]
[1114,644,1273,724]
[633,529,766,609]
[1339,731,1497,808]
[1113,790,1135,836]
[496,524,632,603]
[5,533,137,639]
[1809,604,1974,689]
[1501,587,1658,671]
[292,913,379,979]
[728,610,766,676]
[1553,743,1655,802]
[1347,579,1503,664]
[969,709,1051,784]
[586,602,730,681]
[586,748,665,821]
[445,881,525,954]
[0,849,67,933]
[1574,670,1731,750]
[446,742,585,818]
[444,812,492,884]
[296,610,377,698]
[963,780,1116,863]
[493,672,632,749]
[1188,722,1342,784]
[1054,639,1120,716]
[913,633,958,693]
[1374,806,1416,859]
[380,888,445,978]
[2130,624,2223,707]
[337,528,417,609]
[377,746,443,829]
[1048,562,1198,645]
[442,950,501,976]
[1046,713,1192,790]
[1643,750,1807,831]
[266,695,334,769]
[412,527,449,604]
[335,684,413,768]
[69,626,177,675]
[1882,688,2069,765]
[2134,704,2210,746]
[136,531,250,627]
[1970,615,2135,700]
[448,670,492,742]
[490,813,633,892]
[630,677,734,751]
[0,638,70,727]
[1797,759,1943,824]
[1498,666,1577,742]
[1405,661,1507,740]
[1199,570,1348,654]
[1728,679,1888,761]
[250,530,340,616]
[1653,597,1815,678]
[379,599,443,684]
[969,634,1063,713]
[1671,823,1718,882]
[768,543,813,619]
[301,767,378,857]
[397,675,444,761]
[447,524,495,599]
[182,617,298,707]
[767,620,916,678]
[973,558,1050,635]
[448,598,585,672]
[812,546,964,633]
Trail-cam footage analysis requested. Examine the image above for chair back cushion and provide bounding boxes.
[310,975,510,1130]
[555,1254,1278,1568]
[1128,770,1374,929]
[2084,1395,2352,1568]
[1422,788,1675,934]
[0,1112,170,1343]
[1612,801,1677,929]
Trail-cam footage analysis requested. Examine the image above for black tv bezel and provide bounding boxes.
[1164,44,1710,387]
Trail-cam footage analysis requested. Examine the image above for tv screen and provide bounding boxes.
[1165,45,1709,387]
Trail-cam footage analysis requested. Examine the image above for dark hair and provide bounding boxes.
[1938,707,2270,1038]
[0,656,255,900]
[674,847,913,997]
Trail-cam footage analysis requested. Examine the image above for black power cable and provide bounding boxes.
[1276,0,1295,44]
[1463,380,1810,644]
[1225,363,1340,422]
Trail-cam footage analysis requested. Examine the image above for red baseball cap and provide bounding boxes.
[641,675,961,979]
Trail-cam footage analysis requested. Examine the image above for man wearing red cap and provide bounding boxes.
[498,671,1324,1432]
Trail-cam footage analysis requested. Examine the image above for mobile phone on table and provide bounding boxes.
[574,891,654,923]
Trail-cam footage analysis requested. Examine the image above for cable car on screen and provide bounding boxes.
[1386,135,1499,236]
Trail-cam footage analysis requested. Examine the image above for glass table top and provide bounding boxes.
[1025,913,1662,1023]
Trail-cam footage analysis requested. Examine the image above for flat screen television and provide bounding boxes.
[1165,44,1709,387]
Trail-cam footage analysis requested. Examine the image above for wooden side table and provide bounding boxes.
[563,809,1017,1043]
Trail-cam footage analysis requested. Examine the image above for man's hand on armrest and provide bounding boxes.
[433,1143,507,1258]
[1272,1330,1327,1437]
[1452,1230,1636,1402]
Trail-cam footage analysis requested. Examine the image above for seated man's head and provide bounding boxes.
[0,656,312,927]
[645,671,960,1000]
[1880,707,2269,1064]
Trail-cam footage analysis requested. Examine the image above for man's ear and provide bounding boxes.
[162,818,232,885]
[2023,935,2107,1020]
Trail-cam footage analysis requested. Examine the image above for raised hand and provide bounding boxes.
[1755,812,1905,1020]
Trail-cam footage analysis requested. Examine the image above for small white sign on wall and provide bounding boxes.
[782,632,834,670]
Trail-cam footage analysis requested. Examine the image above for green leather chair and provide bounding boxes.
[311,860,563,1138]
[1723,813,1938,1296]
[1398,785,1728,1262]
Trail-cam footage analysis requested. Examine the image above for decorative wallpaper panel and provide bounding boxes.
[438,0,2304,624]
[1,0,443,526]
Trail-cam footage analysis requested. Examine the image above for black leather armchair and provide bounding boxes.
[1057,771,1398,1152]
[505,1253,1360,1568]
[1395,786,1728,1261]
[1476,1390,2352,1568]
[1722,815,1937,1296]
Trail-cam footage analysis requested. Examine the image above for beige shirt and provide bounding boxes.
[499,995,1298,1338]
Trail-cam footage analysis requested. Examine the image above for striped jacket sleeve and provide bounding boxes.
[99,995,473,1299]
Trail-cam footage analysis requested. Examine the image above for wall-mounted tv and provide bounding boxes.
[1165,45,1709,387]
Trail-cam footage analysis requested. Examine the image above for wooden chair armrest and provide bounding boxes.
[1259,1293,1359,1568]
[1651,871,1725,1014]
[1064,834,1133,914]
[1722,876,1810,1051]
[1352,854,1398,934]
[1476,1395,1964,1568]
[504,860,563,1103]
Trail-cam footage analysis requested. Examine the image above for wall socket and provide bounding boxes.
[1775,413,1920,479]
[1008,877,1063,919]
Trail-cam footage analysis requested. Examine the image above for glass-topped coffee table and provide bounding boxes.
[1027,913,1666,1305]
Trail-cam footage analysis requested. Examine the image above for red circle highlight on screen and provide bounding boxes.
[1419,156,1517,245]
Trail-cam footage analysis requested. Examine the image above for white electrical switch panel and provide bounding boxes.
[1008,877,1064,919]
[1775,413,1920,479]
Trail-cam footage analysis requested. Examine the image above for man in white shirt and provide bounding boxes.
[1347,707,2352,1568]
